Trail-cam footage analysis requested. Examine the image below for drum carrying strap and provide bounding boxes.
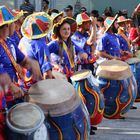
[0,39,24,80]
[62,41,75,68]
[118,27,131,49]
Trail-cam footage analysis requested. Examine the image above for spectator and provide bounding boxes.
[104,6,113,17]
[42,0,50,13]
[80,7,87,13]
[96,17,105,40]
[91,10,99,19]
[132,3,140,27]
[20,0,34,16]
[64,5,73,18]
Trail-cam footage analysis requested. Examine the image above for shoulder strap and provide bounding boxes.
[118,28,131,48]
[63,41,75,68]
[0,39,24,79]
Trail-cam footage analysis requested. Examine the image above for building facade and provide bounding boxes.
[0,0,139,16]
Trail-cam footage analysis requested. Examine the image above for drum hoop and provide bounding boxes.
[96,60,133,80]
[6,102,45,134]
[71,70,92,82]
[37,93,81,117]
[126,58,140,64]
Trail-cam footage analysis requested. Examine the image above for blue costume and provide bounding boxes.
[11,31,21,46]
[96,32,121,57]
[71,31,96,73]
[0,38,25,82]
[0,37,25,108]
[117,33,130,52]
[71,31,92,56]
[19,37,52,83]
[47,40,84,78]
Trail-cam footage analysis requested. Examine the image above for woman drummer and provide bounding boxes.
[47,17,88,82]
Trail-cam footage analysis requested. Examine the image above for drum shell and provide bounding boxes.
[45,101,90,140]
[28,79,90,140]
[97,76,137,119]
[71,70,104,125]
[6,124,48,140]
[6,103,49,140]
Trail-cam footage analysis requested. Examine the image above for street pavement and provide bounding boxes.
[89,103,140,140]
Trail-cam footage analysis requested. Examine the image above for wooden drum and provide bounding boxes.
[28,79,90,140]
[71,70,104,125]
[96,60,137,119]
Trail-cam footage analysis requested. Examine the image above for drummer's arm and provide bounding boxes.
[43,70,53,79]
[121,50,133,58]
[96,51,114,59]
[86,17,96,45]
[20,57,43,81]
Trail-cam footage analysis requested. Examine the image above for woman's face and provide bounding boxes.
[59,23,71,40]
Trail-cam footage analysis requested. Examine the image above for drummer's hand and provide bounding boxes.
[9,83,24,99]
[20,57,43,82]
[0,73,11,87]
[79,53,88,60]
[116,57,122,60]
[112,56,121,60]
[91,52,99,59]
[43,70,53,79]
[30,59,43,81]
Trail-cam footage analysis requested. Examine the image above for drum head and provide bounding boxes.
[96,60,132,80]
[52,70,67,81]
[28,79,81,116]
[6,103,44,134]
[71,70,92,82]
[125,57,140,64]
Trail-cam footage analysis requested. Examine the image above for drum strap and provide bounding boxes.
[118,27,131,49]
[62,41,75,68]
[0,39,24,80]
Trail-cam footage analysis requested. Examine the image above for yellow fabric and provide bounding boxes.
[118,27,131,49]
[62,41,75,68]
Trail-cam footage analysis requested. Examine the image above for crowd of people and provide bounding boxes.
[0,0,140,139]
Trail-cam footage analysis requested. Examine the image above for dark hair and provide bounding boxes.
[97,17,104,22]
[49,9,59,15]
[0,24,7,30]
[64,5,73,12]
[25,0,29,3]
[80,7,87,13]
[104,6,113,16]
[91,10,99,18]
[56,21,74,63]
[43,0,49,5]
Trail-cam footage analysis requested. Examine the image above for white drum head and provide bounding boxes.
[96,60,132,80]
[125,57,140,64]
[29,79,81,116]
[71,70,92,82]
[6,103,45,134]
